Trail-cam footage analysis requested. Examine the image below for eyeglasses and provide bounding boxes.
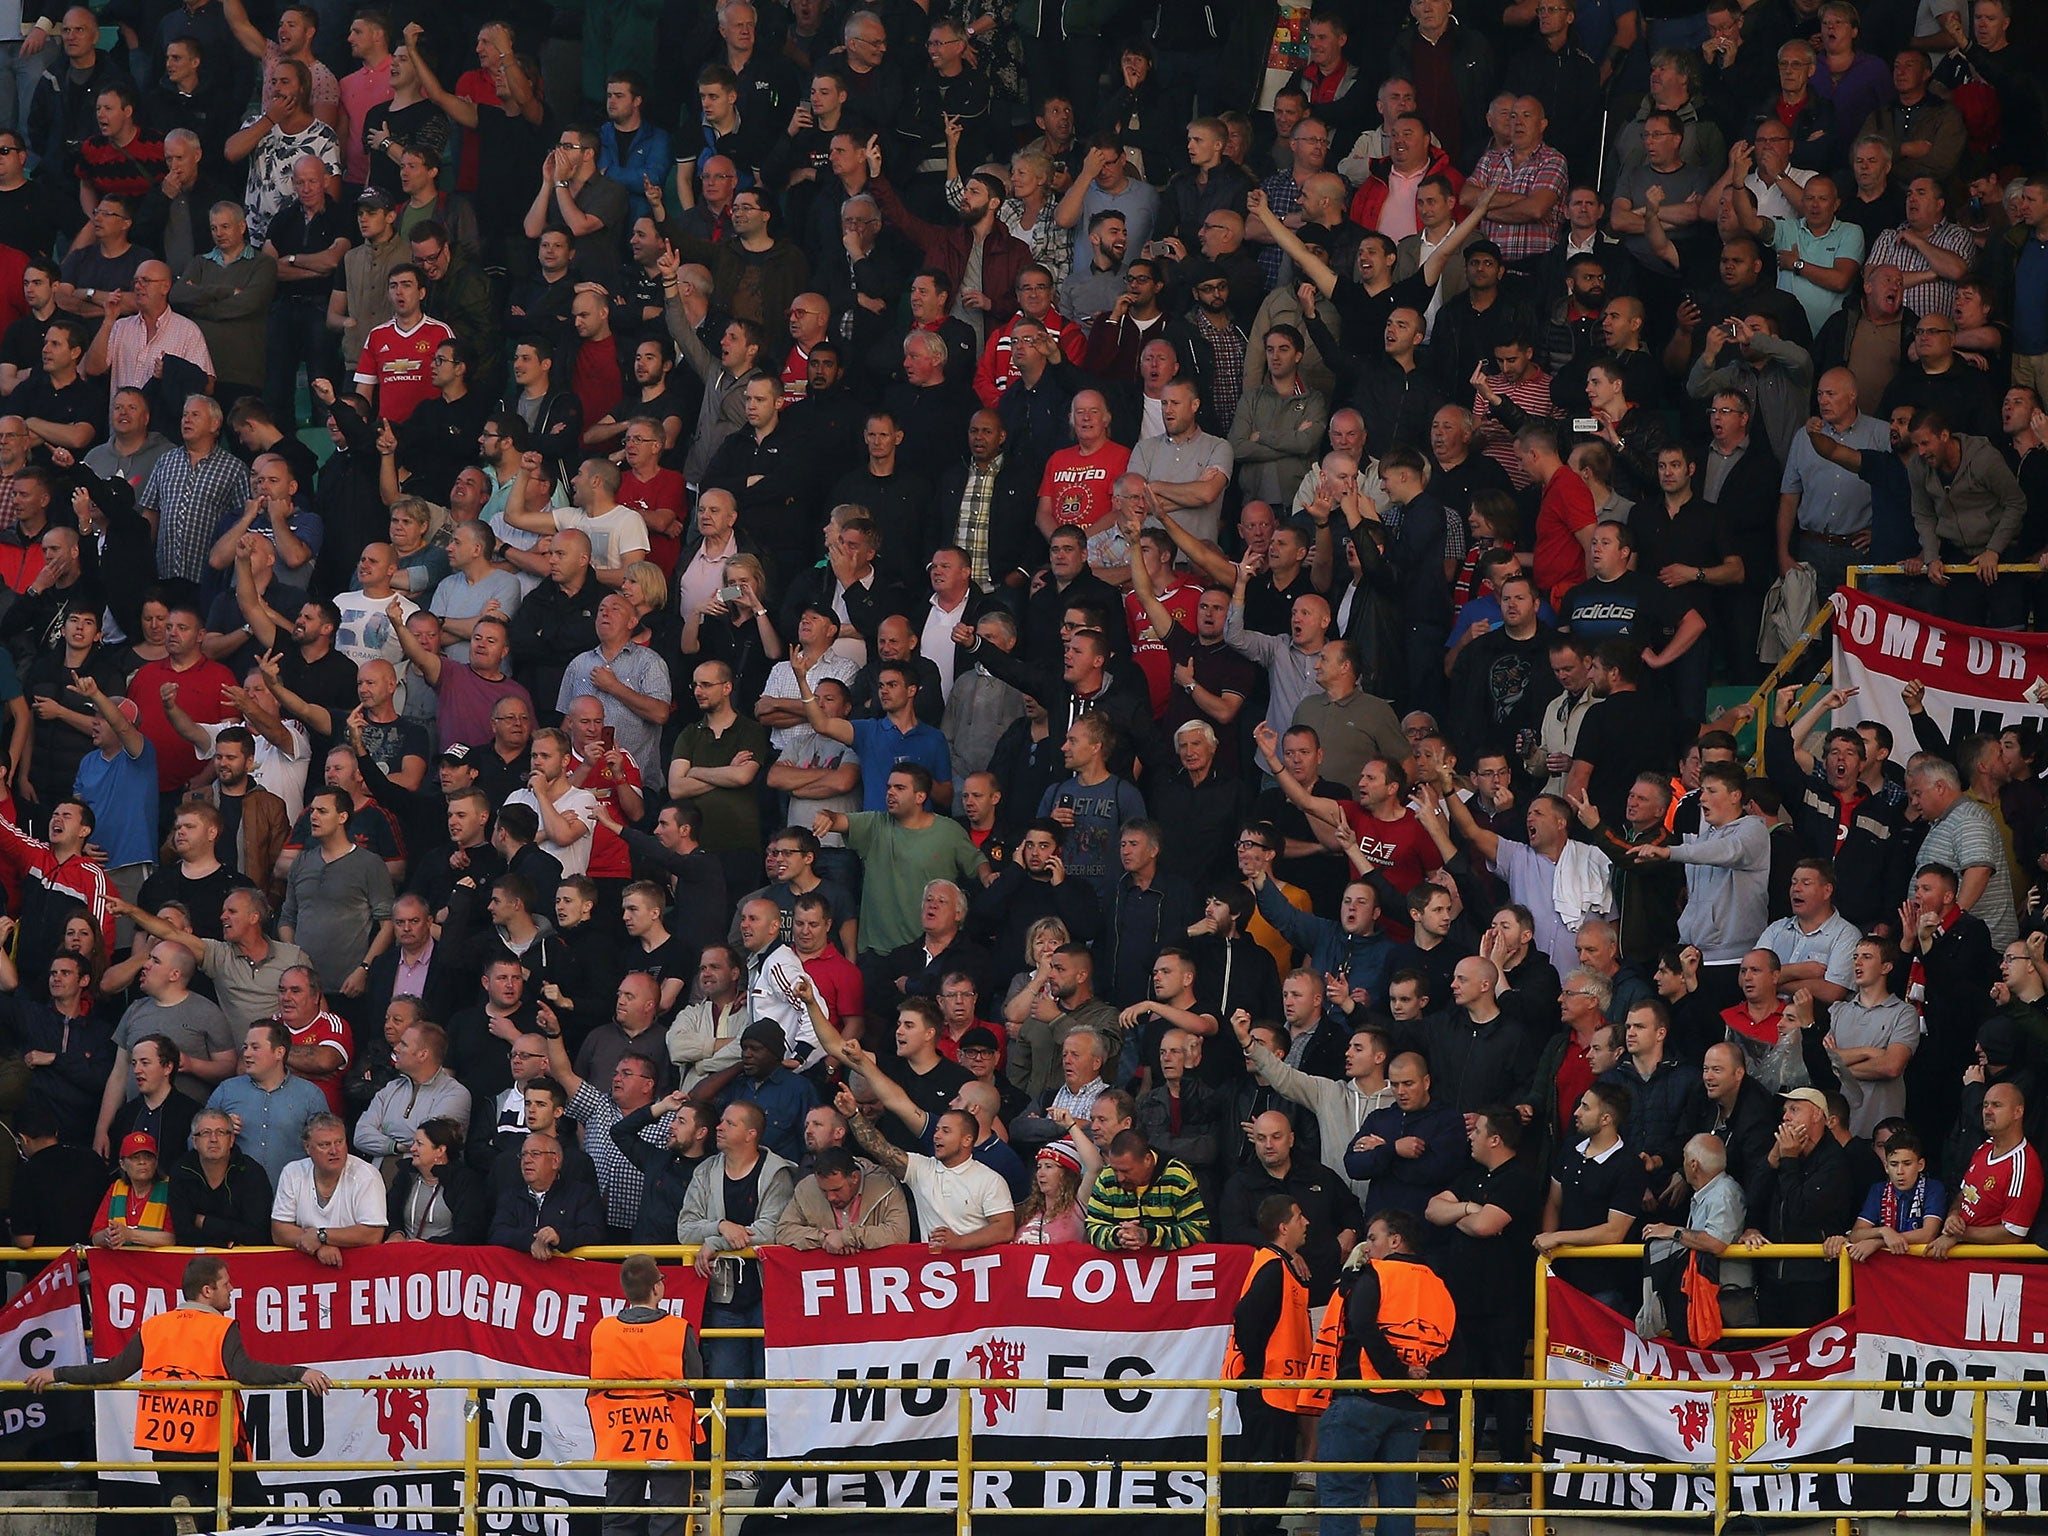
[0,145,22,155]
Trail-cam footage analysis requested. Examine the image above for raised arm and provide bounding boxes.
[1246,187,1336,296]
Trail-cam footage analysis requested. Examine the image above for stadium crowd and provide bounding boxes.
[0,0,2041,1521]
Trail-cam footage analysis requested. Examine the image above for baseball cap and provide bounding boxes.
[958,1025,1002,1054]
[1780,1088,1830,1111]
[114,697,141,726]
[357,186,396,210]
[439,743,473,764]
[119,1132,159,1158]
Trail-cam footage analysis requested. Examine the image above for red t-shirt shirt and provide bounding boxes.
[356,316,454,424]
[573,338,623,431]
[1554,1031,1594,1135]
[1037,441,1130,531]
[1532,463,1597,606]
[1958,1140,2044,1235]
[291,1009,354,1115]
[452,69,502,192]
[780,343,813,406]
[803,946,866,1032]
[1336,802,1442,939]
[1124,581,1202,718]
[569,749,643,880]
[131,656,237,791]
[618,468,687,577]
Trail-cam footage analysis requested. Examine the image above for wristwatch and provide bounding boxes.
[316,1227,328,1246]
[1794,256,1806,274]
[83,287,93,300]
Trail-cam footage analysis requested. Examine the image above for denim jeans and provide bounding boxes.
[1315,1393,1427,1536]
[701,1297,766,1464]
[0,38,49,148]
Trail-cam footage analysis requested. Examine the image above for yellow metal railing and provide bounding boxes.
[7,1241,2045,1534]
[16,1371,2048,1536]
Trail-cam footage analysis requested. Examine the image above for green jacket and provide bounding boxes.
[1083,1154,1209,1250]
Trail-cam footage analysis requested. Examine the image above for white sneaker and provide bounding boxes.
[168,1493,199,1536]
[726,1470,758,1491]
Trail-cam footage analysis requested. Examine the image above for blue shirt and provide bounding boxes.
[849,716,954,811]
[732,1065,819,1165]
[2014,239,2048,354]
[74,741,158,868]
[204,1072,330,1185]
[599,120,674,220]
[1858,1175,1948,1230]
[1445,593,1559,648]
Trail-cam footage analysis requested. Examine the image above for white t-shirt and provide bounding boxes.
[199,717,312,822]
[333,589,419,675]
[553,504,651,572]
[903,1151,1014,1237]
[271,1154,389,1229]
[503,785,600,876]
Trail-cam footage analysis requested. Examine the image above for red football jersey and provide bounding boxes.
[356,316,455,424]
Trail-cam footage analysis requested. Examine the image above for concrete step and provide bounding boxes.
[0,1487,95,1536]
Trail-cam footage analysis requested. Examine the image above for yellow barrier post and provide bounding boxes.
[215,1384,234,1529]
[1203,1383,1223,1536]
[1968,1384,1988,1536]
[955,1375,973,1536]
[1710,1388,1730,1536]
[708,1384,727,1536]
[1454,1387,1475,1536]
[1531,1252,1549,1524]
[462,1385,482,1536]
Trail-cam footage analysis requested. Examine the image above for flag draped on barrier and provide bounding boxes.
[1541,1279,1857,1516]
[0,1257,88,1457]
[87,1247,703,1533]
[1830,588,2045,749]
[758,1243,1252,1522]
[1854,1254,2048,1516]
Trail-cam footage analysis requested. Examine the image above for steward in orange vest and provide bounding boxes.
[589,1254,705,1536]
[1220,1196,1315,1536]
[1299,1211,1455,1536]
[27,1256,329,1536]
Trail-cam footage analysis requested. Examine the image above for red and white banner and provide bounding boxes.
[90,1247,702,1532]
[0,1258,87,1453]
[761,1243,1251,1516]
[1855,1255,2048,1514]
[1830,589,2045,754]
[1542,1280,1856,1515]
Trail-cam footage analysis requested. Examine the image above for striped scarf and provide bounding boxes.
[107,1177,171,1232]
[1878,1174,1929,1232]
[1905,905,1962,1033]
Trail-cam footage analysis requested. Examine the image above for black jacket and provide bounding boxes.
[702,424,818,552]
[964,636,1167,782]
[923,457,1045,590]
[489,1176,607,1250]
[387,1160,491,1243]
[610,1103,711,1244]
[1752,1132,1857,1288]
[776,560,909,650]
[506,387,585,482]
[167,1151,276,1246]
[1218,1158,1364,1302]
[505,574,602,706]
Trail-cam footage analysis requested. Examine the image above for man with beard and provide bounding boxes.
[1447,570,1559,762]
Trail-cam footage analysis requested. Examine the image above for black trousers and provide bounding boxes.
[1226,1387,1300,1536]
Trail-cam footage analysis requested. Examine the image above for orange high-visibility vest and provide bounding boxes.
[1222,1246,1316,1412]
[1297,1258,1455,1412]
[133,1310,234,1455]
[587,1312,699,1463]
